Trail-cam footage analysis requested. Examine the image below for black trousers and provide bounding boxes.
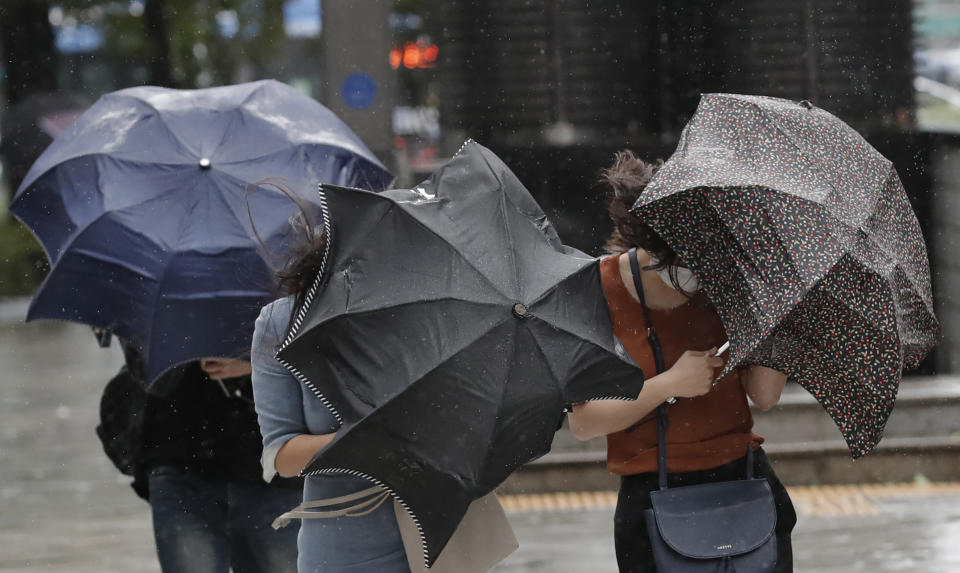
[613,449,796,573]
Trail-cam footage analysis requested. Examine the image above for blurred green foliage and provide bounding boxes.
[0,219,47,297]
[53,0,289,91]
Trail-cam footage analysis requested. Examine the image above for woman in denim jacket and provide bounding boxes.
[250,213,409,573]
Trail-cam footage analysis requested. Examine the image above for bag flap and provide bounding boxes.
[649,478,776,559]
[396,492,518,573]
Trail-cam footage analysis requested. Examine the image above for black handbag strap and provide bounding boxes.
[627,248,671,489]
[627,248,753,491]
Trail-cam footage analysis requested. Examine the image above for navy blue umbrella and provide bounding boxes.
[11,79,392,384]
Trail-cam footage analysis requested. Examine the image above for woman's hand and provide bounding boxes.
[568,347,723,441]
[652,348,724,399]
[201,358,253,379]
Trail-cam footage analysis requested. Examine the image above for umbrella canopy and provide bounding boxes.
[11,79,392,383]
[277,140,643,566]
[632,93,939,457]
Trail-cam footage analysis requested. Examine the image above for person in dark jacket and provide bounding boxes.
[97,336,302,573]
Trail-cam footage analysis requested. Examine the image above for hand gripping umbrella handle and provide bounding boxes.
[664,341,729,404]
[627,249,730,406]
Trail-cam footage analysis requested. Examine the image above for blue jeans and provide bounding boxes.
[149,466,301,573]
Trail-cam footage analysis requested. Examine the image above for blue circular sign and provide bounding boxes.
[340,73,377,109]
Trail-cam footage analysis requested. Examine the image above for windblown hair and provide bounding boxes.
[600,150,691,294]
[246,179,328,341]
[601,150,672,261]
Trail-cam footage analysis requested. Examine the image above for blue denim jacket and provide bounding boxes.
[251,296,409,572]
[251,296,339,477]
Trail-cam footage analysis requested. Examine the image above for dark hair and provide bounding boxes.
[600,150,691,294]
[246,179,328,341]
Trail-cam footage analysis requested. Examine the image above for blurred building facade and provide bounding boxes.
[2,0,958,373]
[428,0,956,374]
[433,0,915,147]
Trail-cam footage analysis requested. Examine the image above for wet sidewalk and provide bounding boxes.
[495,483,960,572]
[2,317,959,572]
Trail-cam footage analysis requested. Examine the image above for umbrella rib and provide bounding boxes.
[701,187,838,363]
[470,141,589,302]
[318,303,510,407]
[717,97,843,206]
[343,190,514,301]
[753,250,870,353]
[497,184,522,298]
[141,176,218,366]
[280,300,510,423]
[472,144,524,298]
[473,324,520,486]
[748,99,888,224]
[305,297,506,326]
[210,168,287,244]
[291,318,517,561]
[330,308,516,416]
[731,192,804,329]
[32,205,162,282]
[206,106,248,162]
[525,264,622,355]
[274,187,337,416]
[211,142,306,166]
[239,80,273,107]
[14,152,210,217]
[277,185,334,350]
[27,178,224,376]
[299,466,434,567]
[108,92,200,159]
[27,215,164,376]
[215,143,389,185]
[90,154,203,168]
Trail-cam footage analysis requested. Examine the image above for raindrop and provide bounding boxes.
[55,405,71,420]
[196,70,213,88]
[48,6,63,26]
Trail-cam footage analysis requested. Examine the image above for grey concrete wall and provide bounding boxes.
[503,377,960,492]
[320,0,394,162]
[929,143,960,373]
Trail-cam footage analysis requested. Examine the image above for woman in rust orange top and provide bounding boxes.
[568,151,796,572]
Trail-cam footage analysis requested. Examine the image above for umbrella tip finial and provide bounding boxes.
[799,100,814,110]
[199,158,211,169]
[512,303,529,319]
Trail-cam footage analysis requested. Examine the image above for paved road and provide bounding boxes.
[495,487,960,573]
[2,316,959,572]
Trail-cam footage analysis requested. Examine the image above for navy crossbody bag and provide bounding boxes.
[627,248,778,572]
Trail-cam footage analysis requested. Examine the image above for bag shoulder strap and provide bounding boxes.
[627,249,670,490]
[271,485,389,529]
[628,248,755,489]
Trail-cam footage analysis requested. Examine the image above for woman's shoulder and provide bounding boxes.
[254,296,295,346]
[599,249,651,267]
[259,295,295,320]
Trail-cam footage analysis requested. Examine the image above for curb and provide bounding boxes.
[0,296,29,324]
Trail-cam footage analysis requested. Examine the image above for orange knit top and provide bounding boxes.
[600,254,763,475]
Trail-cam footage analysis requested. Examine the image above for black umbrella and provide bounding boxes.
[276,140,642,566]
[632,93,940,457]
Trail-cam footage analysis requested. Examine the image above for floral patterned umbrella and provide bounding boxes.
[632,93,940,458]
